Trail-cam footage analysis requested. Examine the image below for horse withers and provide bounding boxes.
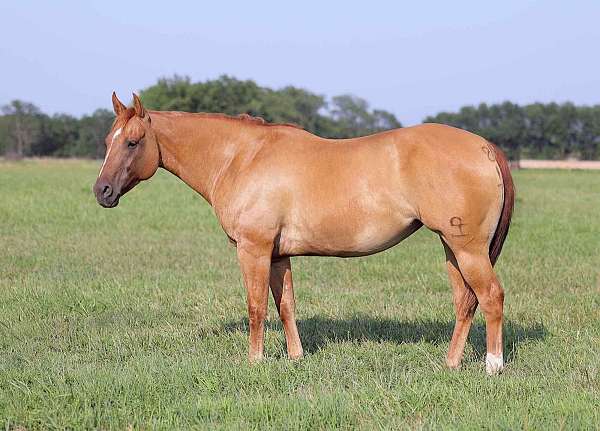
[93,93,514,374]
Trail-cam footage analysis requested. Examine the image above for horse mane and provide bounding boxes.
[201,112,302,130]
[113,109,303,131]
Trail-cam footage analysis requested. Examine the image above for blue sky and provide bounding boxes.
[1,0,599,125]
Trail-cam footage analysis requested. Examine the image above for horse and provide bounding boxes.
[93,93,514,375]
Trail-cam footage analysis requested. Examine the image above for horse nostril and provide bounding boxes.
[102,184,113,198]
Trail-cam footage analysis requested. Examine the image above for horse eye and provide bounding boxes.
[127,140,138,148]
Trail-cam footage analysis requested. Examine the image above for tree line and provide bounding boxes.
[0,101,113,159]
[425,102,600,160]
[0,75,401,160]
[1,75,599,160]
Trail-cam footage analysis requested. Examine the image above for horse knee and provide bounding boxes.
[248,304,266,327]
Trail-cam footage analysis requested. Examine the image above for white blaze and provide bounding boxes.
[98,127,121,178]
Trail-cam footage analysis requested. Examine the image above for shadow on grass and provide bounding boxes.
[221,315,547,359]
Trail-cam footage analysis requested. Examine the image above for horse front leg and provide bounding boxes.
[237,238,273,362]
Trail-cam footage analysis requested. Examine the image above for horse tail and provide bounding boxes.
[488,143,515,266]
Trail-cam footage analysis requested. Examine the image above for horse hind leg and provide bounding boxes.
[442,240,478,369]
[450,246,505,375]
[269,257,303,359]
[430,187,505,373]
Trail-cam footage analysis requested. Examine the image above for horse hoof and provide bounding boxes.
[248,352,264,364]
[446,359,461,370]
[288,350,304,361]
[485,353,504,375]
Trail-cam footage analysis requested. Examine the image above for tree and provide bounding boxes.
[70,109,114,158]
[258,86,326,133]
[8,77,600,160]
[329,95,373,137]
[140,76,401,139]
[1,100,43,158]
[0,116,10,155]
[423,101,600,160]
[326,95,402,138]
[37,113,79,156]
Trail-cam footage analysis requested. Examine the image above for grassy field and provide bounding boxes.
[1,160,599,430]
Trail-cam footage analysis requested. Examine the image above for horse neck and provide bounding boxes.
[151,111,261,206]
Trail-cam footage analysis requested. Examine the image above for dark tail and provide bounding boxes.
[488,143,515,266]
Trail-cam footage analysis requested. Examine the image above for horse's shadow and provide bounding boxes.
[220,314,547,360]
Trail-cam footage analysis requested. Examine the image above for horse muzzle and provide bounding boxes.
[93,179,120,208]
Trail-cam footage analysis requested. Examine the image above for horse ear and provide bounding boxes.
[132,93,146,118]
[112,91,126,115]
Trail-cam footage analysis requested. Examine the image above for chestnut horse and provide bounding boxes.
[94,93,514,374]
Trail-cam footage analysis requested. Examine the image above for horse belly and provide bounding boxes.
[274,142,417,257]
[279,210,418,257]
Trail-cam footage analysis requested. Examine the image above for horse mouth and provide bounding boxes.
[98,194,120,208]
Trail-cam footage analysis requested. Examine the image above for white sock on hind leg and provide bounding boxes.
[486,352,504,375]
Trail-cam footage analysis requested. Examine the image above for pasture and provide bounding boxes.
[1,160,599,429]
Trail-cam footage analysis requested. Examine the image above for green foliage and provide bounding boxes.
[140,75,400,139]
[67,109,114,158]
[36,114,80,156]
[1,161,599,428]
[1,100,44,158]
[0,116,10,155]
[0,77,401,159]
[2,76,600,160]
[426,102,600,160]
[327,95,402,138]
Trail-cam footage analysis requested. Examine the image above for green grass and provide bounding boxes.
[1,159,599,430]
